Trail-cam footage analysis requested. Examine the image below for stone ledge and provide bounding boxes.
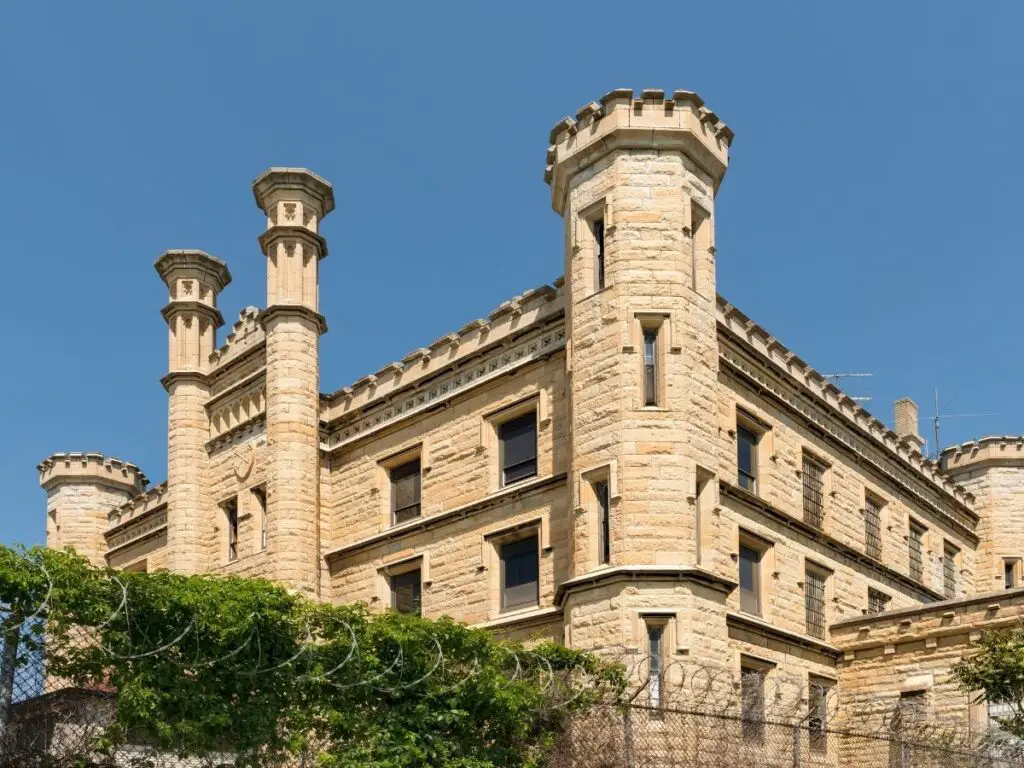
[726,611,841,660]
[324,473,567,563]
[473,606,562,632]
[259,305,327,335]
[721,481,948,603]
[555,565,737,607]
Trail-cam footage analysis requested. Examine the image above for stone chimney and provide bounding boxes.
[894,398,924,454]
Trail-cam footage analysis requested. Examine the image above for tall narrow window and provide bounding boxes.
[739,542,762,616]
[642,327,659,407]
[253,486,267,551]
[737,424,759,493]
[1005,559,1019,589]
[808,677,833,753]
[741,664,766,742]
[391,458,422,524]
[801,453,825,529]
[595,480,610,566]
[499,412,538,487]
[391,569,422,616]
[646,620,665,708]
[864,494,883,560]
[943,541,959,599]
[593,218,606,291]
[694,469,713,566]
[223,497,239,562]
[909,521,925,582]
[690,204,709,292]
[867,588,891,615]
[805,565,827,639]
[500,534,539,612]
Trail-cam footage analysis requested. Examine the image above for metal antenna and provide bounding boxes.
[823,372,873,403]
[928,386,1000,458]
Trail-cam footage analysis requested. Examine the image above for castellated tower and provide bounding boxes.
[156,250,232,574]
[252,168,335,598]
[546,89,735,654]
[39,453,147,567]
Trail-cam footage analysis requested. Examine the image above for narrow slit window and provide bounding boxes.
[801,453,825,529]
[595,480,610,566]
[805,565,827,639]
[646,621,665,708]
[864,494,882,560]
[223,497,239,562]
[909,521,925,582]
[737,424,759,493]
[593,218,606,291]
[642,326,659,407]
[739,543,762,616]
[499,412,538,487]
[690,204,709,292]
[808,677,833,753]
[1005,560,1019,589]
[943,541,959,598]
[253,486,267,551]
[741,665,766,742]
[391,458,422,524]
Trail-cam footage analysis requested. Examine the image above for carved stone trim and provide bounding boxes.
[105,509,167,552]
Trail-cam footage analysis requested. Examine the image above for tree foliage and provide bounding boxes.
[0,546,623,767]
[953,626,1024,739]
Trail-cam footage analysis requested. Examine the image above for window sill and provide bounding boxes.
[477,605,561,630]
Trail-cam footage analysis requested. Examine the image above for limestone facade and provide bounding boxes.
[38,89,1024,741]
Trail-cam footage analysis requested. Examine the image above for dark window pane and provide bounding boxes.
[596,480,610,565]
[741,667,765,741]
[737,425,758,492]
[500,412,537,485]
[647,622,664,707]
[1006,561,1017,589]
[391,569,421,616]
[643,328,658,406]
[594,218,605,290]
[943,543,958,599]
[809,679,831,752]
[391,459,422,523]
[739,544,761,615]
[225,497,239,562]
[501,535,539,611]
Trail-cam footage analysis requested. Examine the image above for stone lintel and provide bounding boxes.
[259,305,328,336]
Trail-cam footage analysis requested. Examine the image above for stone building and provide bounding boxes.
[38,88,1024,747]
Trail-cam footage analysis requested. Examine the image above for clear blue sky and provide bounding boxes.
[1,2,1021,547]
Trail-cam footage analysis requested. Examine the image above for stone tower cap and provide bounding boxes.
[154,249,232,292]
[38,452,148,494]
[544,87,734,215]
[252,167,335,216]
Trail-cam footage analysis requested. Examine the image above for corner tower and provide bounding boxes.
[39,453,147,567]
[545,89,735,652]
[156,249,231,574]
[252,168,334,597]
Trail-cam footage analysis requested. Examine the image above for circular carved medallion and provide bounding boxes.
[233,443,254,480]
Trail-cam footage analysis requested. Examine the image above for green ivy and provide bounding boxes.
[0,546,622,767]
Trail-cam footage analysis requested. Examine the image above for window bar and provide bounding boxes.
[805,568,826,639]
[802,455,825,529]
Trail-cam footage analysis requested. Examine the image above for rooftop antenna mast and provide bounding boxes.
[823,372,873,402]
[929,386,1000,459]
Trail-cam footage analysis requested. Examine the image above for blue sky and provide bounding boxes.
[1,2,1021,547]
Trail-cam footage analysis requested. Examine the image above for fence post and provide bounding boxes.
[792,722,801,768]
[624,705,635,768]
[0,616,23,763]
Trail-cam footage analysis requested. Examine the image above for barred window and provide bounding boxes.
[805,565,827,639]
[808,676,833,753]
[741,664,766,742]
[801,453,825,529]
[864,494,883,560]
[391,458,422,524]
[909,522,925,583]
[867,588,891,615]
[943,542,959,599]
[391,569,422,616]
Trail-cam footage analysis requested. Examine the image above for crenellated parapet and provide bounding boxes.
[39,452,148,493]
[716,297,976,520]
[321,282,564,440]
[545,88,734,214]
[209,306,264,368]
[941,436,1024,473]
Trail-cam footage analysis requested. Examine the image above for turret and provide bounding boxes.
[252,167,334,597]
[156,250,231,574]
[545,89,734,653]
[39,453,147,567]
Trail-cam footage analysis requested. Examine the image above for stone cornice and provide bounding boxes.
[105,508,167,554]
[259,305,327,335]
[206,414,265,454]
[941,436,1024,475]
[323,323,565,452]
[154,249,231,292]
[257,225,328,260]
[555,565,737,607]
[252,167,335,216]
[720,481,951,602]
[726,611,841,661]
[324,473,567,563]
[716,304,977,523]
[160,370,210,392]
[831,585,1024,634]
[160,300,225,328]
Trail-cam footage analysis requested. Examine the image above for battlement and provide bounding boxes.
[321,281,563,426]
[545,88,734,214]
[38,452,148,494]
[107,481,168,530]
[941,436,1024,474]
[209,306,264,367]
